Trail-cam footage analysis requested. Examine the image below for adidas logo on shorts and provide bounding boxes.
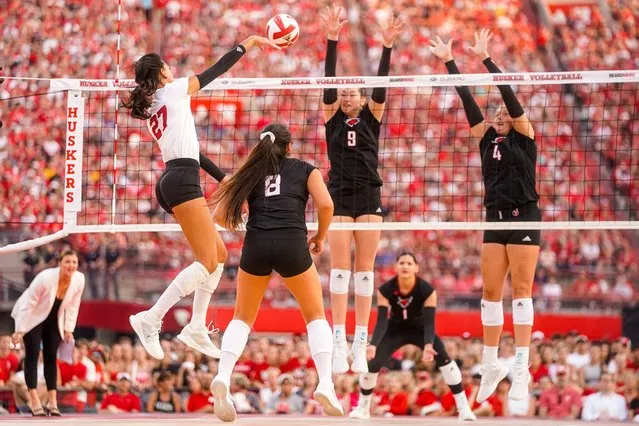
[522,236,532,242]
[376,207,382,213]
[337,274,343,279]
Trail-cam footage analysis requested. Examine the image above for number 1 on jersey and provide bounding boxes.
[150,105,168,139]
[265,175,281,197]
[492,145,502,161]
[347,130,357,147]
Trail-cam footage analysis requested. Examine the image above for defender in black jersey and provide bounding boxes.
[349,252,475,421]
[320,3,405,375]
[211,123,343,421]
[431,29,540,404]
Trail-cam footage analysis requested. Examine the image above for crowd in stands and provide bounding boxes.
[1,0,638,303]
[1,331,638,420]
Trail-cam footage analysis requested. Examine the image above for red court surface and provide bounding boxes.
[0,414,624,425]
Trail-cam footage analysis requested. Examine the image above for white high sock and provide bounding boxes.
[453,391,471,411]
[483,346,499,367]
[333,324,346,342]
[148,284,183,320]
[191,263,224,328]
[217,319,250,385]
[307,319,334,386]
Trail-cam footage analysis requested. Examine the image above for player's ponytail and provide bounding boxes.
[122,53,164,120]
[214,123,292,229]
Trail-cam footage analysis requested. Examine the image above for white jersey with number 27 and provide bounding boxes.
[145,77,200,163]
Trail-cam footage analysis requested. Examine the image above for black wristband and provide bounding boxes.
[323,39,338,104]
[196,45,246,89]
[371,46,392,103]
[199,153,226,183]
[370,305,389,346]
[482,57,525,118]
[444,60,484,127]
[423,306,436,345]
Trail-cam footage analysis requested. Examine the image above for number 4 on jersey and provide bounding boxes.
[492,145,502,161]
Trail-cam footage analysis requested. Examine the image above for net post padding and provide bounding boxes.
[0,90,85,254]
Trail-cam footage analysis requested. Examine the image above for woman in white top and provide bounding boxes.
[122,35,278,361]
[11,250,85,416]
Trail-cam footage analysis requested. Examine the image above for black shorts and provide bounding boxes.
[156,158,204,214]
[240,229,313,278]
[483,203,541,246]
[330,187,383,218]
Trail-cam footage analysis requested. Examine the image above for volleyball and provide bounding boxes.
[266,14,300,48]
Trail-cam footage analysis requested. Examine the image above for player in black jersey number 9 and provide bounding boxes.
[122,35,279,362]
[210,124,343,421]
[320,3,404,375]
[430,29,540,404]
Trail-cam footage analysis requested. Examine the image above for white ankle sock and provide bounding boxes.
[354,326,368,344]
[453,390,470,411]
[333,324,346,342]
[483,346,499,366]
[515,347,530,366]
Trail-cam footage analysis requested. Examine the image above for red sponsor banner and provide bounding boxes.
[76,301,622,340]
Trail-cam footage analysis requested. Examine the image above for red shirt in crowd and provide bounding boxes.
[538,386,582,418]
[414,389,438,409]
[279,357,301,374]
[100,392,141,412]
[531,364,550,383]
[58,361,87,385]
[187,391,214,412]
[388,391,409,415]
[0,351,20,382]
[247,361,269,383]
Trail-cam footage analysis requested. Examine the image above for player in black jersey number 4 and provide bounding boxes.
[210,124,343,422]
[320,3,404,375]
[349,252,476,421]
[430,29,540,404]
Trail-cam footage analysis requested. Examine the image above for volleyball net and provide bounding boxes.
[0,70,638,253]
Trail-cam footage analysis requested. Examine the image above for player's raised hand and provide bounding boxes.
[428,36,454,62]
[242,35,281,51]
[320,3,348,40]
[468,28,493,59]
[380,12,405,48]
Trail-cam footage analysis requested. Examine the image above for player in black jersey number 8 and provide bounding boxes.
[430,29,540,404]
[349,252,475,421]
[321,3,405,375]
[210,124,343,422]
[122,35,280,362]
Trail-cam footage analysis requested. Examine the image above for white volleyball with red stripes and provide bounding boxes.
[266,14,300,48]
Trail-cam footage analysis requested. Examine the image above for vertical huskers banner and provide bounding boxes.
[64,91,84,213]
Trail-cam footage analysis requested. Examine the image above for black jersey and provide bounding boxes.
[325,105,383,191]
[479,126,539,213]
[379,276,435,329]
[246,157,316,233]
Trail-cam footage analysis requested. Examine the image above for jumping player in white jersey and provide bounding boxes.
[122,35,279,361]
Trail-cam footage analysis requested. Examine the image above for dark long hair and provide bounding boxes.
[214,124,292,229]
[121,53,164,120]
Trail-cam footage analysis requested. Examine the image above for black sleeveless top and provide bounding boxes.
[379,277,434,329]
[325,105,383,192]
[479,127,539,214]
[246,157,316,233]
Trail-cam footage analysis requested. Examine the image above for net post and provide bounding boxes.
[63,90,85,233]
